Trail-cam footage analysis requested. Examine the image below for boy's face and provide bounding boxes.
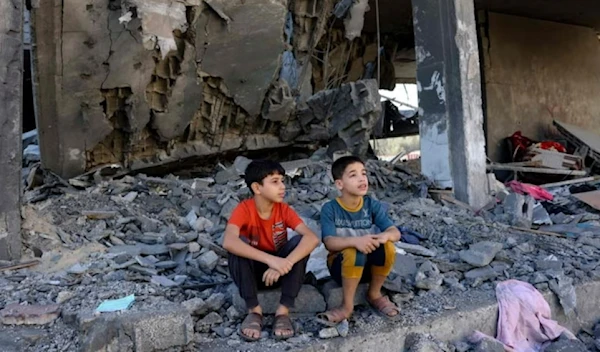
[252,173,286,203]
[335,162,368,196]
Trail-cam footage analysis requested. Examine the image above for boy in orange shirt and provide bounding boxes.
[223,160,319,341]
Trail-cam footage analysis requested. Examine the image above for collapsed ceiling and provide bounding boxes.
[32,0,403,178]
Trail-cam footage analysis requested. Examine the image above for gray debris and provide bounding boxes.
[473,336,505,352]
[150,275,178,287]
[205,293,225,312]
[182,298,208,316]
[459,241,503,267]
[395,242,436,257]
[414,261,443,291]
[548,272,577,317]
[544,333,587,352]
[336,319,349,337]
[196,312,223,332]
[198,250,219,272]
[319,327,340,339]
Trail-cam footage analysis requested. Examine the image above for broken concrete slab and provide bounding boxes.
[81,307,194,352]
[459,241,503,267]
[151,42,203,141]
[195,0,287,117]
[296,80,382,156]
[0,304,61,325]
[125,0,188,58]
[232,285,326,314]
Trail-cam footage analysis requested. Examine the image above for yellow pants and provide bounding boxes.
[327,241,396,282]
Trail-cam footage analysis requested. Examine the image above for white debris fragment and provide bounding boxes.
[126,0,188,59]
[118,11,133,24]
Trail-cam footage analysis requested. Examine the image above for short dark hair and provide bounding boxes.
[244,159,286,192]
[331,155,364,180]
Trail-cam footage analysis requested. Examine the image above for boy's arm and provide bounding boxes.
[285,223,320,265]
[321,203,379,253]
[222,224,290,272]
[371,199,401,243]
[376,226,401,243]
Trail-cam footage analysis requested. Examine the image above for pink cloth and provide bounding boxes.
[506,181,554,201]
[472,280,575,352]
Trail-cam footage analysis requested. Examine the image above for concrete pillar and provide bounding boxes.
[412,0,488,208]
[0,0,23,260]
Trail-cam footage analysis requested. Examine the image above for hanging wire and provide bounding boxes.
[373,0,382,157]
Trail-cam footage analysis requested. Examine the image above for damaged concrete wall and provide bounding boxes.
[482,13,600,162]
[32,0,384,178]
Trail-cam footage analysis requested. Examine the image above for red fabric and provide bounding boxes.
[535,141,566,153]
[510,131,567,160]
[228,199,303,252]
[506,181,554,201]
[472,280,575,352]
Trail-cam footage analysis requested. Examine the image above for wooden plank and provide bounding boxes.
[0,260,39,272]
[0,0,23,260]
[486,164,587,176]
[440,194,475,212]
[573,190,600,211]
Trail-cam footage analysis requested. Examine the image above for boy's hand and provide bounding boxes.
[262,268,281,287]
[375,233,390,244]
[354,235,380,254]
[268,256,293,275]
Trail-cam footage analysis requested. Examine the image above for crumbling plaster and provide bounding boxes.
[32,0,393,178]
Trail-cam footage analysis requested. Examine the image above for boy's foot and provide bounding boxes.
[239,312,263,341]
[367,295,400,320]
[315,307,352,327]
[272,314,295,340]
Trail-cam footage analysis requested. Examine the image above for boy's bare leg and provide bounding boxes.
[368,275,398,317]
[341,277,361,316]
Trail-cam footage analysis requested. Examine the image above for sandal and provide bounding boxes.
[272,314,295,341]
[315,307,350,327]
[367,295,400,321]
[238,312,263,342]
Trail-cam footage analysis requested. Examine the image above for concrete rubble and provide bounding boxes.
[4,144,600,351]
[31,0,398,178]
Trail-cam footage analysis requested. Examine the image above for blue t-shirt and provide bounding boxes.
[321,196,394,239]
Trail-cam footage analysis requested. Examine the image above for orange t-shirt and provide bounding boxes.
[228,199,303,253]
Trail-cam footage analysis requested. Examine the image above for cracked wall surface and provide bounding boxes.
[32,0,383,177]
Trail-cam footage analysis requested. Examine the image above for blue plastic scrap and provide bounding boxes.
[96,294,135,313]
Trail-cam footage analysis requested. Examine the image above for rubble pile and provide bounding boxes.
[3,152,600,351]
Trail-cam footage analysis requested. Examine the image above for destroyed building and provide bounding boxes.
[4,0,600,351]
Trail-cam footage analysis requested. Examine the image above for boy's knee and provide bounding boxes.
[384,241,396,265]
[371,241,396,277]
[340,247,365,279]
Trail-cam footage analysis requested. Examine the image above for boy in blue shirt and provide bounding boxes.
[317,156,401,325]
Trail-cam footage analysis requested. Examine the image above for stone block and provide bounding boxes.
[81,307,194,352]
[503,193,534,228]
[321,280,368,309]
[232,285,326,314]
[459,241,503,267]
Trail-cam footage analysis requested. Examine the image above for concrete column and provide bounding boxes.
[412,0,488,208]
[0,0,23,260]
